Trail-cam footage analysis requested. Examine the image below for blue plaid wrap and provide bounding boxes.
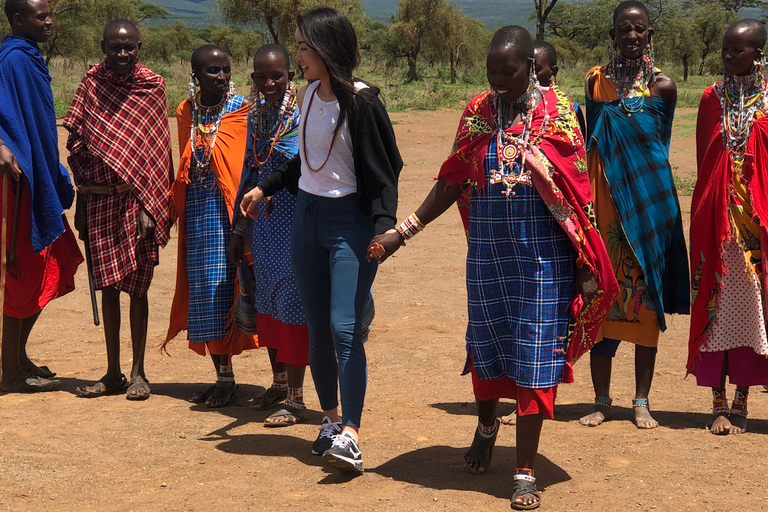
[586,96,690,330]
[464,139,573,388]
[185,96,244,343]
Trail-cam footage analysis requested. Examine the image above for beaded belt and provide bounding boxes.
[77,182,130,196]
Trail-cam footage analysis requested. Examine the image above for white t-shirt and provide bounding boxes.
[298,80,358,198]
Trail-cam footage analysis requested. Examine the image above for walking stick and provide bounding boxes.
[84,236,100,326]
[8,177,20,264]
[0,173,8,382]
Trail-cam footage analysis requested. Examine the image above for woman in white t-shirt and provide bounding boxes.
[240,7,402,475]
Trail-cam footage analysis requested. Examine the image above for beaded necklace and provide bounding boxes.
[250,87,296,167]
[190,92,229,181]
[302,85,341,173]
[606,55,653,115]
[720,70,767,166]
[492,88,549,196]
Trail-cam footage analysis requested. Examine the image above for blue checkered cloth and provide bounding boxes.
[465,138,573,388]
[185,96,244,343]
[586,96,690,330]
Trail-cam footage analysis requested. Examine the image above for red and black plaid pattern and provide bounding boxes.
[64,62,173,248]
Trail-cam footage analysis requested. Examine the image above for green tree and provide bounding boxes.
[218,0,365,46]
[390,0,445,82]
[533,0,560,40]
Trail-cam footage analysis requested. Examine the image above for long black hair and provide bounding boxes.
[296,7,360,128]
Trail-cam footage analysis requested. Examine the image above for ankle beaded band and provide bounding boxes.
[396,213,425,240]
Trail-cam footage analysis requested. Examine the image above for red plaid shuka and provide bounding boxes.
[64,62,173,290]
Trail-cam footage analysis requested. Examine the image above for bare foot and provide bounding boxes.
[710,414,731,435]
[634,406,659,429]
[729,414,747,434]
[579,403,611,427]
[500,412,516,425]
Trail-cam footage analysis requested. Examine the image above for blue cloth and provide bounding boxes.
[185,95,244,343]
[586,95,690,330]
[590,337,658,357]
[464,138,573,388]
[0,36,73,253]
[236,101,305,324]
[291,191,377,428]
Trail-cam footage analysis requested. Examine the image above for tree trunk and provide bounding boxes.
[682,56,689,82]
[536,10,545,40]
[450,48,457,84]
[407,53,418,82]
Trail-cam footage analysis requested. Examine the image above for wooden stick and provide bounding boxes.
[8,177,20,264]
[0,173,8,382]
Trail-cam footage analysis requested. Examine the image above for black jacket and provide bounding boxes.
[257,86,402,235]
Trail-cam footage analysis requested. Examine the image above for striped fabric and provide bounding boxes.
[465,138,573,388]
[586,94,690,329]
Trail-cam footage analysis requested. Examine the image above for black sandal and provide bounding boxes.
[75,374,127,398]
[511,473,541,510]
[464,418,499,474]
[189,384,216,404]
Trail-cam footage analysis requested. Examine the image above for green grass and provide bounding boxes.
[674,173,697,196]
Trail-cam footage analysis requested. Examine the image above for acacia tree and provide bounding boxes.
[218,0,365,46]
[390,0,444,82]
[533,0,560,40]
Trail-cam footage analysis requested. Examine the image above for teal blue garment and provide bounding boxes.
[586,95,690,330]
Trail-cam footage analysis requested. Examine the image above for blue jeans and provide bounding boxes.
[290,190,377,427]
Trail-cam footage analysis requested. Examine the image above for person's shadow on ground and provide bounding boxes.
[371,446,570,499]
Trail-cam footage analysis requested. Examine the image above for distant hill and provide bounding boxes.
[144,0,536,29]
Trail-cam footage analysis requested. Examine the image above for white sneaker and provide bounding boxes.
[322,431,363,474]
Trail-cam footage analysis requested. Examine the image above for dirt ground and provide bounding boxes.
[2,107,766,512]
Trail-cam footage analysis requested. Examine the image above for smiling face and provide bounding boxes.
[722,26,762,76]
[194,49,232,99]
[486,44,531,103]
[294,28,328,81]
[13,0,52,43]
[252,52,293,104]
[611,7,652,60]
[101,24,141,76]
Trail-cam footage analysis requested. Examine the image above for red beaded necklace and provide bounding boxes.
[302,85,341,173]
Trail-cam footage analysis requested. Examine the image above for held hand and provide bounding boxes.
[74,193,87,240]
[367,229,405,263]
[137,209,156,241]
[226,234,245,266]
[0,145,22,181]
[240,186,265,220]
[264,196,274,219]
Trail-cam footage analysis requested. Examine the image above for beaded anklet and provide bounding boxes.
[595,396,612,407]
[712,389,729,416]
[731,390,748,417]
[632,398,649,408]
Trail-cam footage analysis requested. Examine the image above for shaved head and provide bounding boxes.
[726,18,767,50]
[103,19,139,42]
[488,25,534,60]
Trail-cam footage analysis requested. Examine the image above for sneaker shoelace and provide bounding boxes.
[318,420,341,440]
[330,433,355,450]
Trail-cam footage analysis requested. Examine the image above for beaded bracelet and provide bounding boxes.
[396,213,425,240]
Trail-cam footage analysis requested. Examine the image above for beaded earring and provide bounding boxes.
[188,73,197,101]
[646,36,656,84]
[229,80,237,97]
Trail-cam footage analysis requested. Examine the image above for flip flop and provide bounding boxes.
[250,386,287,410]
[76,374,128,398]
[189,384,216,404]
[206,383,238,408]
[1,376,61,393]
[126,376,150,401]
[22,364,56,379]
[263,405,307,428]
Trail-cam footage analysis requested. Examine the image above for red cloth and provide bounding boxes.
[691,347,768,387]
[469,362,557,419]
[3,179,82,318]
[688,85,768,372]
[64,62,174,257]
[256,312,309,367]
[188,339,229,357]
[439,89,619,377]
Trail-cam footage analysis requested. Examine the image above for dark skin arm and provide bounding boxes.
[367,179,464,262]
[0,140,21,181]
[227,232,244,266]
[137,208,155,241]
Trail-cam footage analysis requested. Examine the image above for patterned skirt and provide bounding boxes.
[185,175,235,343]
[465,143,573,388]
